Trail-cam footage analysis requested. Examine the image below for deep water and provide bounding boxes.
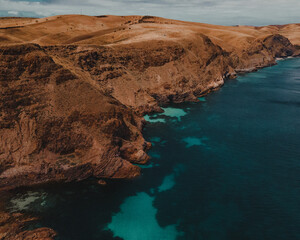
[5,58,300,240]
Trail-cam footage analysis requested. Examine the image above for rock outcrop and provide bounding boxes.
[0,211,56,240]
[0,211,56,239]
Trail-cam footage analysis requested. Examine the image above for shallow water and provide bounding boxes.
[5,58,300,240]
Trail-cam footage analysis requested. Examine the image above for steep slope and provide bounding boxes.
[0,43,150,190]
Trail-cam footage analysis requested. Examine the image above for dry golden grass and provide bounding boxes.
[0,15,299,48]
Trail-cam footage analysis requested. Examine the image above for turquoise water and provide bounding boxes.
[5,58,300,240]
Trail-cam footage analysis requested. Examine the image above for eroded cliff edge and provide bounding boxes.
[0,16,300,191]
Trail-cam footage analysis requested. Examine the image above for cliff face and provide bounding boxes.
[44,35,231,112]
[0,43,150,190]
[0,15,299,191]
[43,33,298,112]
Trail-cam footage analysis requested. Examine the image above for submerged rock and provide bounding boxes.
[97,179,107,186]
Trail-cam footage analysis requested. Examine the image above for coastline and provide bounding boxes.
[0,15,300,238]
[0,15,300,190]
[1,57,299,239]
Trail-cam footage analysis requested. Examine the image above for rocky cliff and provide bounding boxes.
[0,15,299,190]
[0,43,150,190]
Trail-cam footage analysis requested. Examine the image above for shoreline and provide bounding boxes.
[0,42,299,191]
[1,57,299,240]
[1,56,298,193]
[0,14,300,200]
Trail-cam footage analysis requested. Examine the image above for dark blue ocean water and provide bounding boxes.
[5,58,300,240]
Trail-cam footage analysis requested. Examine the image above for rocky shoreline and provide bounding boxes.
[0,211,56,240]
[0,35,299,191]
[0,15,300,239]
